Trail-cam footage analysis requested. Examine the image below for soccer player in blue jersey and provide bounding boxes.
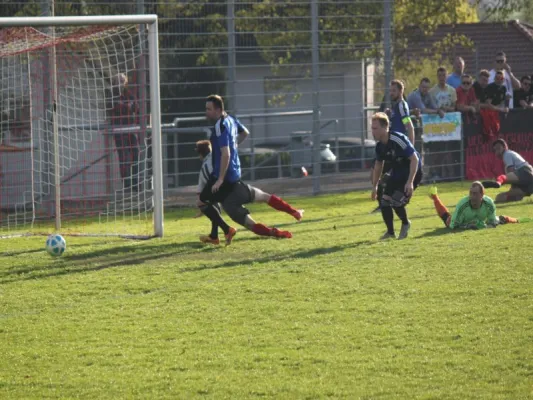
[370,80,416,213]
[371,112,422,240]
[200,95,296,240]
[389,80,415,144]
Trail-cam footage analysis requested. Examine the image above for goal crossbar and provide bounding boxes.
[0,15,158,27]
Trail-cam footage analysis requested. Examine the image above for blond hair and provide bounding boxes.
[372,112,390,129]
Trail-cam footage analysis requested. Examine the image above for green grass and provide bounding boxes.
[1,182,532,399]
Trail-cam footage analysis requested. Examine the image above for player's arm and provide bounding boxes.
[404,152,419,197]
[235,118,249,145]
[371,160,384,201]
[237,126,249,145]
[485,197,498,227]
[399,101,415,144]
[217,146,230,183]
[212,125,231,192]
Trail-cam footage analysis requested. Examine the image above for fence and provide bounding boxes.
[14,2,531,215]
[1,0,395,209]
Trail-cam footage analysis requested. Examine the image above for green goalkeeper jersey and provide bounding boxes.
[449,195,497,229]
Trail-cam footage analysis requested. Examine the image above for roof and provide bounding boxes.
[402,20,533,78]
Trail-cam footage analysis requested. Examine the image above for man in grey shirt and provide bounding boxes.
[483,138,533,203]
[407,78,445,118]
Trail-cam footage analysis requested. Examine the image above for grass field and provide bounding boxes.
[1,182,532,399]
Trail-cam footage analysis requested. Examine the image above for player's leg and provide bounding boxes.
[379,176,398,239]
[223,182,292,239]
[429,186,452,227]
[495,186,525,203]
[483,172,519,188]
[199,203,224,245]
[393,169,422,239]
[250,186,303,221]
[199,180,236,244]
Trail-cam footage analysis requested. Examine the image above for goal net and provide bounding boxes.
[0,15,163,238]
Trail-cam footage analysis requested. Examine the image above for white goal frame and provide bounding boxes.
[0,15,164,238]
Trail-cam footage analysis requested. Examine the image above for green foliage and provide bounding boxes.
[1,183,532,398]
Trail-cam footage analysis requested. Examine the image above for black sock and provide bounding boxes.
[210,221,218,239]
[201,204,230,235]
[393,206,409,225]
[210,204,222,238]
[381,206,395,235]
[441,211,451,227]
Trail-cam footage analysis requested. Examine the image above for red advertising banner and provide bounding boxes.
[464,110,533,180]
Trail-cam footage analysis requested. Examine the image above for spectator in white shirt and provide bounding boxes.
[488,51,521,108]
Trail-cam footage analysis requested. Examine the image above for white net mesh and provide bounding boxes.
[0,23,155,237]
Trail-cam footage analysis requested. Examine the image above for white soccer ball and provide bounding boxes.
[45,234,66,257]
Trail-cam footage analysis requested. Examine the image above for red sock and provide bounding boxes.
[496,175,507,185]
[251,223,273,237]
[268,195,297,215]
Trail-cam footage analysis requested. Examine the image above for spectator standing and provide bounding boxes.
[488,51,521,108]
[109,73,139,190]
[446,56,465,89]
[513,76,533,109]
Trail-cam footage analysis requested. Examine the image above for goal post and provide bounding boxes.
[0,15,164,238]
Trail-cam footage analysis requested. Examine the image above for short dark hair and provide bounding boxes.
[479,69,490,78]
[437,66,447,74]
[206,94,224,111]
[195,139,212,157]
[520,75,531,82]
[496,51,506,58]
[492,138,508,150]
[420,77,430,84]
[390,79,405,92]
[461,74,472,80]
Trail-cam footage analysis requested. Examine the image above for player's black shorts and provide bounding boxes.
[199,177,255,226]
[511,164,533,196]
[383,168,423,203]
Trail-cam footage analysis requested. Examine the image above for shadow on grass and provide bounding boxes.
[179,240,375,273]
[415,227,453,238]
[0,241,206,284]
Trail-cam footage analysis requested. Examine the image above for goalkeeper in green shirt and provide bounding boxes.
[429,181,518,229]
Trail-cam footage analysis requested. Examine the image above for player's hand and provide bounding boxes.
[196,199,205,208]
[404,182,414,198]
[503,63,511,73]
[438,109,445,118]
[212,179,223,193]
[371,186,378,201]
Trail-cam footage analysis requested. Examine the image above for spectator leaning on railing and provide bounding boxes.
[430,66,457,112]
[489,51,521,108]
[513,76,533,109]
[407,77,445,118]
[473,70,490,105]
[456,74,478,115]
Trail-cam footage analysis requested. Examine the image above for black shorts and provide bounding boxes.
[512,164,533,196]
[200,178,255,226]
[383,168,423,202]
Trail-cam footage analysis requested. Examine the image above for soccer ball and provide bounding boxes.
[45,234,66,257]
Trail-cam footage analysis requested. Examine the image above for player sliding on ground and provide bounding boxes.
[197,95,303,245]
[429,181,518,229]
[482,139,533,203]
